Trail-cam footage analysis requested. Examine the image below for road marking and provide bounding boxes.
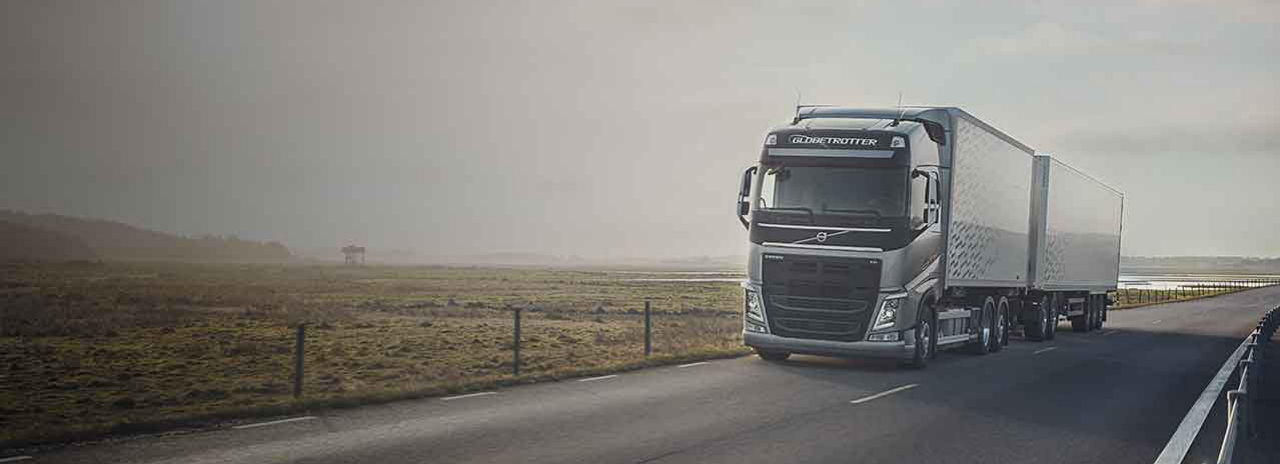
[1033,347,1057,355]
[1151,319,1163,324]
[232,416,317,430]
[1153,335,1250,464]
[850,384,919,405]
[1101,330,1116,336]
[578,374,619,382]
[678,361,709,368]
[0,456,33,463]
[441,391,496,401]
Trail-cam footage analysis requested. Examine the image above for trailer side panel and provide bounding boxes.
[1032,156,1123,291]
[944,115,1035,288]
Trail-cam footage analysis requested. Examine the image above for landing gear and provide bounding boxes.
[1045,295,1058,341]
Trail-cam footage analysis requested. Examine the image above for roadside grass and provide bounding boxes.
[0,262,747,448]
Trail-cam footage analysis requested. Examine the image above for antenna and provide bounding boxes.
[891,91,906,126]
[794,89,802,119]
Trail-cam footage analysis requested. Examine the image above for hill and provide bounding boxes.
[0,210,291,262]
[0,221,98,262]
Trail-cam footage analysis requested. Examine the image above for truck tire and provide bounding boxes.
[1045,294,1058,341]
[1070,297,1089,332]
[904,302,937,369]
[1026,295,1048,341]
[968,296,996,355]
[992,297,1009,352]
[1092,295,1105,330]
[757,350,790,362]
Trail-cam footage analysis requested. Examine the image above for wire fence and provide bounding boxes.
[0,262,746,448]
[1113,278,1279,307]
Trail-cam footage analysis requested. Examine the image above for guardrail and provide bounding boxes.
[1217,306,1278,464]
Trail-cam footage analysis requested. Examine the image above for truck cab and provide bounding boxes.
[736,108,949,366]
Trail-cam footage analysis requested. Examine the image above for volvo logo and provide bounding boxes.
[815,232,828,242]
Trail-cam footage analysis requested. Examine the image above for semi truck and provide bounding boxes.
[735,106,1123,368]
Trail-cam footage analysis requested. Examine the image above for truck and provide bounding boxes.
[735,106,1123,368]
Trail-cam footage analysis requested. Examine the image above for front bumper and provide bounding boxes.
[744,330,916,360]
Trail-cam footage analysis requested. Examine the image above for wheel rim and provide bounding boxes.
[998,310,1007,345]
[918,320,930,358]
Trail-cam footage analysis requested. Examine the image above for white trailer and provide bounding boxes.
[1026,155,1124,335]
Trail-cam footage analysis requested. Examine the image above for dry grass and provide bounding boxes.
[0,262,747,447]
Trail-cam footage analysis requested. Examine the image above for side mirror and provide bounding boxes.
[737,166,757,229]
[739,166,757,198]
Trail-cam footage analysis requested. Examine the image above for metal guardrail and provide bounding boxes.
[1217,307,1278,464]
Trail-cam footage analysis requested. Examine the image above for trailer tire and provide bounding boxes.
[1092,295,1105,330]
[1045,295,1058,341]
[1026,295,1048,341]
[992,297,1009,352]
[1070,296,1089,332]
[757,350,790,362]
[968,296,996,355]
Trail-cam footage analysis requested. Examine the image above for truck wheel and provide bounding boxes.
[757,350,790,362]
[991,297,1009,352]
[1045,295,1057,341]
[968,296,995,355]
[1071,297,1090,332]
[904,302,937,369]
[1026,295,1048,341]
[1092,295,1105,330]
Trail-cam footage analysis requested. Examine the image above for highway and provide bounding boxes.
[30,286,1279,464]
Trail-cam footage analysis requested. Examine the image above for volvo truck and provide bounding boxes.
[735,106,1123,368]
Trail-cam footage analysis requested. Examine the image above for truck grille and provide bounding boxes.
[761,255,880,342]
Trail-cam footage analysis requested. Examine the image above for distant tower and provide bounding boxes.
[341,245,366,265]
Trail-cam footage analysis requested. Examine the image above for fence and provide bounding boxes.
[1216,306,1279,464]
[1114,278,1280,307]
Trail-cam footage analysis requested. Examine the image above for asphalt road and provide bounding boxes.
[27,287,1280,464]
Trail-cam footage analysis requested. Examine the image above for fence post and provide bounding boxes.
[644,298,652,356]
[293,323,306,399]
[513,307,522,376]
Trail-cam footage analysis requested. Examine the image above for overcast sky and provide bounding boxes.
[2,0,1278,259]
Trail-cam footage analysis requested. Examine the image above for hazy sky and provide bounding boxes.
[3,0,1278,259]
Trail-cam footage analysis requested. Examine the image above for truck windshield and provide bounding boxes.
[758,166,907,218]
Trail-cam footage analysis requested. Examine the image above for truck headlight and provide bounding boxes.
[872,293,908,331]
[744,288,767,332]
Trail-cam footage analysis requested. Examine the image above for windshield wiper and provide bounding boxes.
[823,208,882,217]
[761,207,814,221]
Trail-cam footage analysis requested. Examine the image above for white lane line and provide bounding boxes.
[578,374,619,383]
[678,361,710,368]
[232,416,317,430]
[850,384,919,405]
[1101,330,1116,336]
[1033,347,1057,355]
[1151,319,1163,325]
[0,456,33,463]
[441,391,496,401]
[1153,336,1250,464]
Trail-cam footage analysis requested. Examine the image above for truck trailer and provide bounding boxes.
[735,106,1123,367]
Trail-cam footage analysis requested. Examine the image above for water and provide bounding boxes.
[615,271,1280,289]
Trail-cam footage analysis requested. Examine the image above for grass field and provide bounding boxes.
[0,262,748,447]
